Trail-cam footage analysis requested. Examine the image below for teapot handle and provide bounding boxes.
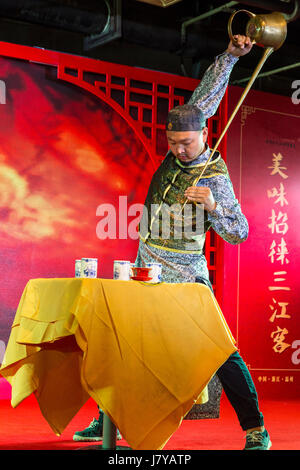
[228,9,256,44]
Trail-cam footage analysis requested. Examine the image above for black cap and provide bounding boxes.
[166,104,206,131]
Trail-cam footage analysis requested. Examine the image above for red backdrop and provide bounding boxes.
[0,54,154,346]
[224,85,300,398]
[0,42,227,379]
[1,41,299,400]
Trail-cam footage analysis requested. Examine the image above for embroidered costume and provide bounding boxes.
[135,52,248,283]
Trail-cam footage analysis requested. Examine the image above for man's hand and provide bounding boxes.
[226,34,253,57]
[184,186,217,212]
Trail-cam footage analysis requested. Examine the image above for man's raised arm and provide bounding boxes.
[188,35,252,119]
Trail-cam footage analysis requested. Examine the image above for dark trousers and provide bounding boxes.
[216,351,264,431]
[195,276,264,431]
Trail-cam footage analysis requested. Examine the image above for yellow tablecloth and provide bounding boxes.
[0,278,236,450]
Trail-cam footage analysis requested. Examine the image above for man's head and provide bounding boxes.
[166,104,208,163]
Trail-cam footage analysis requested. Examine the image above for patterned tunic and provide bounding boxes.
[135,52,249,284]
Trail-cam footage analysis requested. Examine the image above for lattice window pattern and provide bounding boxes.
[63,65,226,165]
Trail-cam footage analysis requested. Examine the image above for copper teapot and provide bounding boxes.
[228,9,288,50]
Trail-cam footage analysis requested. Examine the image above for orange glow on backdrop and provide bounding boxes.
[0,57,153,344]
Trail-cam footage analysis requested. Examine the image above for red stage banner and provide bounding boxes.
[224,85,300,398]
[0,42,227,382]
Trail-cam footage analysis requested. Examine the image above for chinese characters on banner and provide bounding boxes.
[267,152,291,355]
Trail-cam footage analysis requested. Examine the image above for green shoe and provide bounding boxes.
[244,429,272,450]
[73,416,122,442]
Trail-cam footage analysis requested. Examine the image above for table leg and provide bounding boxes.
[102,413,117,449]
[77,413,130,450]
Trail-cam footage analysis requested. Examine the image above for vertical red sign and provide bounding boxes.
[225,86,300,398]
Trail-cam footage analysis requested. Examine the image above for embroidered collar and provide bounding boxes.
[175,145,220,169]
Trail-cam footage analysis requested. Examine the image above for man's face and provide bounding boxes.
[166,128,208,163]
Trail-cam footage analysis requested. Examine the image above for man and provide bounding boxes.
[74,35,271,450]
